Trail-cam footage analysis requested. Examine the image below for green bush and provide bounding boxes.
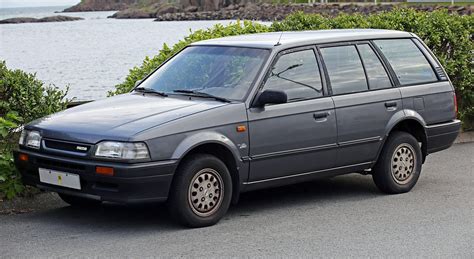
[110,9,473,129]
[0,61,69,199]
[0,62,70,126]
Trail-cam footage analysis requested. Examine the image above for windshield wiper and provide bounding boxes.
[173,89,231,103]
[134,87,168,97]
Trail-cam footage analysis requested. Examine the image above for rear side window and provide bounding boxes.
[357,44,392,90]
[374,39,437,85]
[320,45,368,95]
[262,49,323,102]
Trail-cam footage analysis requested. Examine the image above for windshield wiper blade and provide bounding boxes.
[173,89,231,103]
[134,87,168,97]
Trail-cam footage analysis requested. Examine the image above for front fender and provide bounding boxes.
[171,131,242,163]
[171,131,246,204]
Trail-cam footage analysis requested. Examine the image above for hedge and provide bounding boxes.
[110,9,474,129]
[0,61,69,199]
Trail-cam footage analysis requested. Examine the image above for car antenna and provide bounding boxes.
[275,32,283,46]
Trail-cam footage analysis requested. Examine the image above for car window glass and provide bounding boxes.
[320,45,368,95]
[262,49,323,102]
[374,39,437,85]
[357,44,392,90]
[139,46,269,101]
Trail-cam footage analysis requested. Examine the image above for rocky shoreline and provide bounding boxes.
[105,3,474,21]
[0,15,83,24]
[152,3,473,22]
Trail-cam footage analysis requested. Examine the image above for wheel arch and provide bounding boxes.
[171,132,244,204]
[378,110,428,163]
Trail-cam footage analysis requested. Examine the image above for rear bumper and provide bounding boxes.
[14,149,177,203]
[426,119,461,154]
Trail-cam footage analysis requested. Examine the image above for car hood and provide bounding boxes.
[27,93,228,143]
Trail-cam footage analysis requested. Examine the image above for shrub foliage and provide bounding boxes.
[110,9,473,129]
[0,61,69,199]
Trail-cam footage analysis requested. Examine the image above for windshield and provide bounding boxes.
[137,46,269,101]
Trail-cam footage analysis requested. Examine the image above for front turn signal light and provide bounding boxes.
[19,153,29,162]
[96,166,114,176]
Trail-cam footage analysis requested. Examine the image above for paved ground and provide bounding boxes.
[1,143,473,257]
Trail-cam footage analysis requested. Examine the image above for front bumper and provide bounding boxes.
[14,149,177,203]
[425,119,462,154]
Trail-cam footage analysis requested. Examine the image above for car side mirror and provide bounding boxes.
[134,79,143,88]
[254,90,287,107]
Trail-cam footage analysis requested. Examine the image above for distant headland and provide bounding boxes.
[0,15,84,24]
[61,0,472,21]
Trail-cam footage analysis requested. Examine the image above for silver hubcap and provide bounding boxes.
[188,168,223,217]
[391,144,416,184]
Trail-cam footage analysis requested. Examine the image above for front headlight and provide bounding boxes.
[95,141,150,160]
[19,130,41,149]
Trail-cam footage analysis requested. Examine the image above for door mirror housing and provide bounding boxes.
[134,79,143,88]
[254,90,287,107]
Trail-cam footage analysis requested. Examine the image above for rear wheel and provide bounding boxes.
[168,154,232,228]
[373,131,422,194]
[58,193,102,207]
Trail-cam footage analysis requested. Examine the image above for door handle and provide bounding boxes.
[385,101,397,108]
[313,111,329,120]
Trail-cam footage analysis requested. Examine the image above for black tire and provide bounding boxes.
[372,131,423,194]
[58,193,102,207]
[168,154,232,228]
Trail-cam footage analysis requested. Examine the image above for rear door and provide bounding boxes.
[373,38,456,125]
[247,47,337,182]
[318,42,401,166]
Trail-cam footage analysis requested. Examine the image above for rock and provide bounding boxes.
[0,15,83,24]
[244,2,258,11]
[156,4,181,15]
[110,9,153,19]
[62,0,136,12]
[184,5,198,13]
[225,4,235,10]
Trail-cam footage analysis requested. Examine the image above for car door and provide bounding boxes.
[373,38,455,125]
[247,47,337,182]
[319,43,402,166]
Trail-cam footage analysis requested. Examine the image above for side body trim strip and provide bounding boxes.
[243,161,373,185]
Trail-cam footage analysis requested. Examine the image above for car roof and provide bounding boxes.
[191,29,413,49]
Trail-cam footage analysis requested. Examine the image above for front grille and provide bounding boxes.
[43,139,91,153]
[36,158,86,171]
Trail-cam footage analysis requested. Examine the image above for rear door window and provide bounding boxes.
[374,39,437,85]
[357,44,392,90]
[320,45,368,95]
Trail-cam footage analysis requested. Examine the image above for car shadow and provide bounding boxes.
[233,174,380,215]
[24,174,381,231]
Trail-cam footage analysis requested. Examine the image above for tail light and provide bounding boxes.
[454,93,458,117]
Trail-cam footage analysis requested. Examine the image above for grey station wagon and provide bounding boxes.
[14,29,461,227]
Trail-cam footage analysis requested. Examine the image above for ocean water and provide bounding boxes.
[0,6,238,100]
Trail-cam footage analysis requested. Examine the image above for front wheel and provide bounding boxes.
[372,131,423,194]
[168,154,232,228]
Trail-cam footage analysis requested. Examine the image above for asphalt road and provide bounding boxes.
[1,143,473,257]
